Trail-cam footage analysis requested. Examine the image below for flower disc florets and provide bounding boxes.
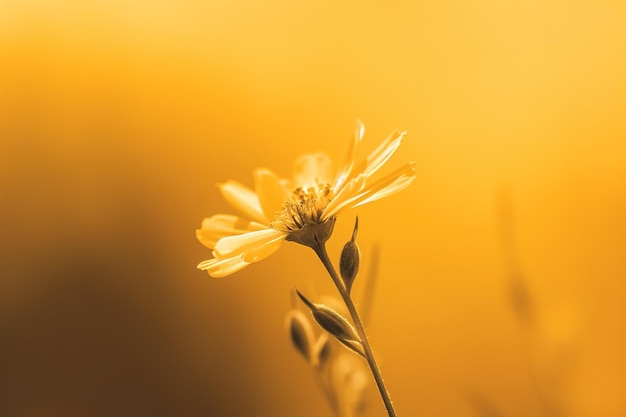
[271,183,334,232]
[271,183,337,248]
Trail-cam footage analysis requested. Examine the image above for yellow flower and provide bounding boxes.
[196,120,416,277]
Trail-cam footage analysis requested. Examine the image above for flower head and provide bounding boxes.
[196,120,416,277]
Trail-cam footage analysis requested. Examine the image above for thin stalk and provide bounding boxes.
[312,241,397,417]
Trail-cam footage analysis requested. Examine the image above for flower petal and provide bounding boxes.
[215,228,288,259]
[336,162,416,212]
[196,214,267,249]
[293,153,333,189]
[353,168,416,207]
[321,174,367,220]
[241,233,286,262]
[197,256,250,278]
[254,168,291,220]
[333,119,364,190]
[218,180,268,225]
[354,130,405,180]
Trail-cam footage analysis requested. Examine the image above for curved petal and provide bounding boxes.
[333,119,364,190]
[333,162,416,214]
[321,174,367,220]
[254,168,291,220]
[293,153,333,189]
[215,228,287,259]
[352,130,405,180]
[196,214,267,249]
[353,168,416,207]
[242,233,286,262]
[218,180,267,225]
[197,256,250,278]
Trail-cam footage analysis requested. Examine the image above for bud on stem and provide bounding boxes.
[339,217,360,293]
[295,289,365,358]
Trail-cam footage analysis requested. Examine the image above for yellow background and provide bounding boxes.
[1,0,625,416]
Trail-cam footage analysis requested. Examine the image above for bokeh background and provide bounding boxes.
[1,1,625,416]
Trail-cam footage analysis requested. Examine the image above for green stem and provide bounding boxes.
[312,241,397,417]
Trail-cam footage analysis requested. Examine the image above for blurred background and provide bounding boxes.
[1,0,625,416]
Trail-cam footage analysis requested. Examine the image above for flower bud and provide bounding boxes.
[296,289,365,358]
[285,310,314,363]
[339,217,360,293]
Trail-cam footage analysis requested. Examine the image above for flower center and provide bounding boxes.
[271,184,334,232]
